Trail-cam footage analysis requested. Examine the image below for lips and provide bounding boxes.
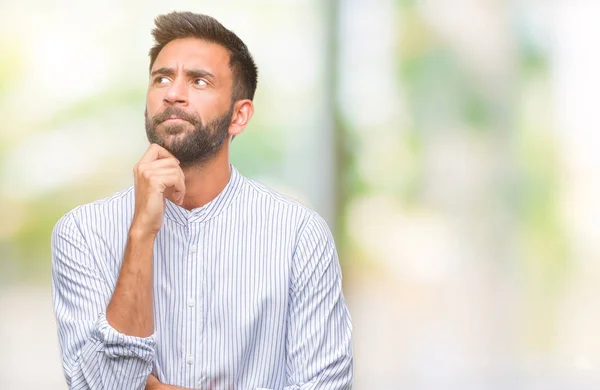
[153,109,197,127]
[163,117,188,123]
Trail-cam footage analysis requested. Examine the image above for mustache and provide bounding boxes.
[151,107,201,126]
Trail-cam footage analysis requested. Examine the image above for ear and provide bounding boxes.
[228,99,254,136]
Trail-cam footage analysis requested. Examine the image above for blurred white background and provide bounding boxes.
[1,0,600,389]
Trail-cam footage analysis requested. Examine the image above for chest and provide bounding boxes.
[150,218,295,339]
[149,221,293,388]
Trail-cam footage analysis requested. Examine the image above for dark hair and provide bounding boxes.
[149,12,258,101]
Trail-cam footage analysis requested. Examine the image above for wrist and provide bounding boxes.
[129,215,158,241]
[129,223,157,242]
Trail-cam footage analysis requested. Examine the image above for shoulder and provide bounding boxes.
[53,186,135,237]
[238,174,324,230]
[235,173,336,252]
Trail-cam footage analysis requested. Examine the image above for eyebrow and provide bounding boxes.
[151,67,216,81]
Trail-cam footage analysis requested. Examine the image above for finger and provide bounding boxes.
[146,168,184,187]
[164,186,184,205]
[139,143,177,163]
[138,157,180,171]
[148,169,186,204]
[170,170,186,205]
[165,183,185,206]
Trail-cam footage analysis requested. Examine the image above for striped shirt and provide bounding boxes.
[51,165,353,390]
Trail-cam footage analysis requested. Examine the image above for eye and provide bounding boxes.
[194,79,208,87]
[154,76,170,84]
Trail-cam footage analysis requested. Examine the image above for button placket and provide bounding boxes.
[184,223,199,385]
[196,224,207,387]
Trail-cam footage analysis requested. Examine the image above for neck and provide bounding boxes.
[179,143,231,210]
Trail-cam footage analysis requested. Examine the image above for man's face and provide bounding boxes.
[145,38,235,166]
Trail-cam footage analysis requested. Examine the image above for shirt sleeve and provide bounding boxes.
[51,212,156,390]
[284,213,354,390]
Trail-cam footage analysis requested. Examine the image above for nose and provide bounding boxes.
[163,78,188,106]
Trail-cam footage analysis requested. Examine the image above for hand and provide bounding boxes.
[145,373,162,390]
[146,373,191,390]
[131,143,185,236]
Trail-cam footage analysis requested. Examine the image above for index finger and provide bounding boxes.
[139,143,176,163]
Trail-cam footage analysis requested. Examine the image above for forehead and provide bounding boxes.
[152,38,232,78]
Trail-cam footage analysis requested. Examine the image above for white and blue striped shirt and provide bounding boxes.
[51,165,353,390]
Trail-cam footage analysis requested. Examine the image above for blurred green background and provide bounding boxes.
[2,0,600,389]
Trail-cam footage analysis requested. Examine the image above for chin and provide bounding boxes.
[162,123,190,134]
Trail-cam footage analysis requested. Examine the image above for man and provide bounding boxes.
[51,11,353,390]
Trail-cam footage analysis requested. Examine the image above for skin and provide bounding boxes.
[104,37,253,390]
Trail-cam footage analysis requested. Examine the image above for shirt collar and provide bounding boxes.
[164,164,243,225]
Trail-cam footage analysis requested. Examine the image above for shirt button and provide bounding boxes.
[186,355,194,364]
[187,298,195,307]
[190,245,197,253]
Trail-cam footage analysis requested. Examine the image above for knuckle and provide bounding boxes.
[163,157,177,167]
[148,176,161,187]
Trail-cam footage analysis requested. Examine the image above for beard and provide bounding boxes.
[145,104,233,167]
